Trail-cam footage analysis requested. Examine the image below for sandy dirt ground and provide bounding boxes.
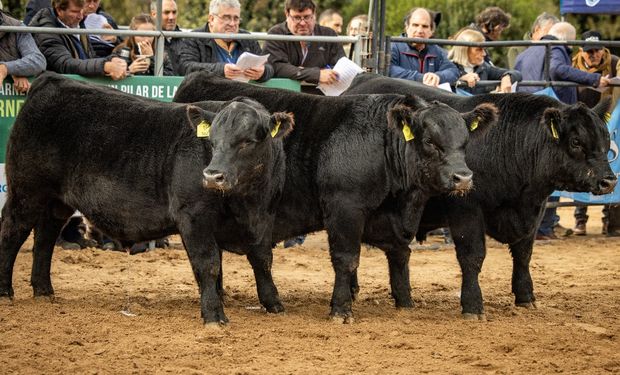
[1,206,619,374]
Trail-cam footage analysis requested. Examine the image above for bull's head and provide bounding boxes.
[388,99,497,195]
[187,98,293,192]
[542,97,617,195]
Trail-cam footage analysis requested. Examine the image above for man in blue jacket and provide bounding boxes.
[389,7,459,87]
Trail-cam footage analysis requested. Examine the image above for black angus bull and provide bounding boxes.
[346,73,617,319]
[0,72,294,325]
[175,73,497,321]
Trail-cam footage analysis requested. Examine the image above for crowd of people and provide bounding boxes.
[1,1,619,248]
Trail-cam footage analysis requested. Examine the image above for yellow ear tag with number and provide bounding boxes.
[271,120,281,138]
[470,117,480,132]
[604,112,611,124]
[401,121,414,142]
[550,120,559,139]
[197,120,210,138]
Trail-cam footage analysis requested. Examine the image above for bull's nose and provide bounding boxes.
[203,170,230,190]
[453,172,473,193]
[598,176,618,195]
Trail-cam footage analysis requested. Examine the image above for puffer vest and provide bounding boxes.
[0,12,23,63]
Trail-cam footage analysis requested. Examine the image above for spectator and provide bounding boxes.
[318,8,342,34]
[346,14,368,37]
[0,9,47,93]
[112,14,174,76]
[448,28,521,94]
[24,0,50,24]
[81,0,120,57]
[507,12,558,69]
[150,0,183,75]
[178,0,273,82]
[389,7,459,87]
[571,30,620,237]
[29,0,127,79]
[470,6,511,65]
[263,0,345,93]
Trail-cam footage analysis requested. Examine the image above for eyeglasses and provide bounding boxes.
[213,14,242,24]
[288,14,314,24]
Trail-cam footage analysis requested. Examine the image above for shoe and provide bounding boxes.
[573,221,587,236]
[57,240,81,250]
[101,242,117,251]
[535,232,559,241]
[129,242,148,255]
[154,238,169,248]
[554,223,573,237]
[606,229,620,237]
[283,238,298,248]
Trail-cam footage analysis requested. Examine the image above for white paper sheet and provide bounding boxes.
[231,52,270,82]
[317,57,364,96]
[437,82,453,92]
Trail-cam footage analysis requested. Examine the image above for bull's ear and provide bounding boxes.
[542,107,562,141]
[269,112,294,139]
[186,105,216,138]
[461,103,498,134]
[388,104,418,142]
[592,96,612,124]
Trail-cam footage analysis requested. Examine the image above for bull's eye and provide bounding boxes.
[238,141,253,150]
[570,138,581,149]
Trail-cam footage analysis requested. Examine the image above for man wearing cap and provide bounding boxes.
[571,30,620,237]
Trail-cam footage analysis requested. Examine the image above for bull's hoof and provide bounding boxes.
[203,321,226,330]
[462,313,486,321]
[394,297,414,308]
[202,308,229,326]
[516,301,537,309]
[330,314,354,324]
[264,302,285,314]
[33,295,56,303]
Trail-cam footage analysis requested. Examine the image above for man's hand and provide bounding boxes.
[598,75,610,88]
[12,76,30,94]
[243,65,265,81]
[422,72,440,87]
[104,57,127,80]
[129,57,150,74]
[0,64,8,86]
[224,63,244,79]
[498,75,512,93]
[319,69,339,84]
[101,23,117,43]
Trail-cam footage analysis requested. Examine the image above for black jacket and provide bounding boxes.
[177,24,273,81]
[263,22,345,84]
[29,7,109,76]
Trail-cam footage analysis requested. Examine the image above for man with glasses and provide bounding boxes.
[263,0,345,93]
[178,0,273,81]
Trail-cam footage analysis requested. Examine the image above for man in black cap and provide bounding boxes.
[571,30,620,237]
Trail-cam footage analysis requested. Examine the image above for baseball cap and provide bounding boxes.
[582,30,603,52]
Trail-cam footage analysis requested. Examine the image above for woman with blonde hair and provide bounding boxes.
[112,14,174,75]
[448,28,521,94]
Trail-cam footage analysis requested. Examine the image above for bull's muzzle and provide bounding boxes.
[452,171,473,195]
[594,175,618,195]
[203,169,233,191]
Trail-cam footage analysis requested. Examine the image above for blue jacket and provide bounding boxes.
[390,37,459,84]
[515,35,600,103]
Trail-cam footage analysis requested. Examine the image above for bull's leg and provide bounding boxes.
[324,204,365,322]
[247,245,284,313]
[350,272,359,301]
[0,197,42,298]
[510,236,536,308]
[385,247,413,308]
[177,219,227,324]
[450,213,487,320]
[31,201,74,297]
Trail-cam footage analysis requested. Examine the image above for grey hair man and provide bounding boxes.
[507,12,558,68]
[150,0,182,74]
[177,0,273,81]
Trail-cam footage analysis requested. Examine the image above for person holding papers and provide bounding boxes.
[177,0,273,81]
[263,0,345,94]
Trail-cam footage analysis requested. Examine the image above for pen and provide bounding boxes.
[326,64,332,69]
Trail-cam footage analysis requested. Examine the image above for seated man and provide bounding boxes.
[178,0,273,82]
[390,7,459,87]
[263,0,345,93]
[29,0,127,79]
[0,9,46,93]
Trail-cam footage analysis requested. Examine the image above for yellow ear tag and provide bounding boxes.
[470,117,480,132]
[604,112,611,124]
[197,120,210,138]
[401,121,414,142]
[550,120,559,139]
[271,120,281,138]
